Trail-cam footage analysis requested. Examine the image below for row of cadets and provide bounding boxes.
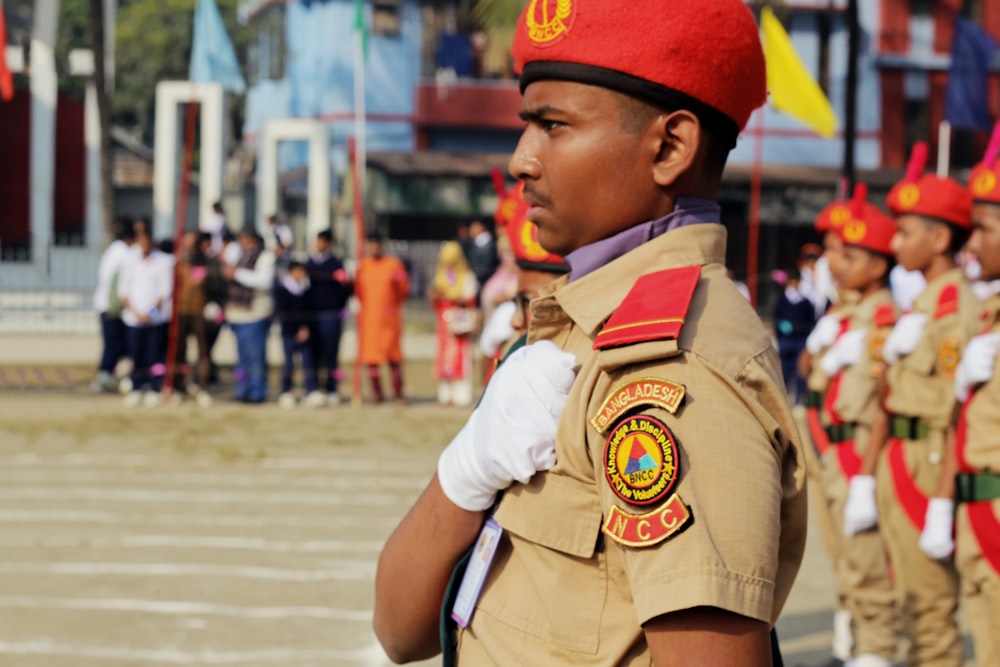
[843,140,981,667]
[799,188,902,667]
[799,194,859,666]
[814,185,901,667]
[919,121,1000,666]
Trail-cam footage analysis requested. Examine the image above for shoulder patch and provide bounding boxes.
[602,494,691,548]
[934,284,959,320]
[594,266,702,350]
[873,303,897,329]
[604,415,680,506]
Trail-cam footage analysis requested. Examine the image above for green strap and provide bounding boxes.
[439,548,472,667]
[889,415,930,441]
[824,423,857,444]
[956,472,1000,504]
[805,391,822,409]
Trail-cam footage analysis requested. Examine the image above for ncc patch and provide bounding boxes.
[602,493,691,548]
[590,378,686,434]
[604,415,679,506]
[938,336,961,378]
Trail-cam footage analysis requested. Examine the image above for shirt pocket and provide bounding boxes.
[481,473,606,655]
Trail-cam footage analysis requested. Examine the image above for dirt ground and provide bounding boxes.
[0,360,974,666]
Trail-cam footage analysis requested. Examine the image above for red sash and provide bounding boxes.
[806,406,831,457]
[837,439,862,480]
[887,438,929,530]
[954,393,1000,575]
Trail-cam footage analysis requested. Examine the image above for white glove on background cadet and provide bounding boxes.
[819,328,868,377]
[843,475,879,536]
[919,497,955,560]
[438,340,578,511]
[806,313,843,355]
[882,312,928,364]
[955,332,1000,402]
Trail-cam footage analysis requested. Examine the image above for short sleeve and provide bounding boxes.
[590,352,794,625]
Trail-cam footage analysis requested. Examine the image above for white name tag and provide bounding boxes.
[451,517,503,629]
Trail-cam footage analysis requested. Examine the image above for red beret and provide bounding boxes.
[886,142,972,229]
[839,202,896,257]
[511,0,766,144]
[969,121,1000,205]
[815,201,853,234]
[495,182,568,273]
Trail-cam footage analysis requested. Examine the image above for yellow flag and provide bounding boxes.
[760,6,837,138]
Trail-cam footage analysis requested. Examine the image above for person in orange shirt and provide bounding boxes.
[355,234,410,404]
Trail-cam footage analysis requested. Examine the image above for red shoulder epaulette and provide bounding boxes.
[593,266,702,350]
[873,303,897,329]
[934,284,959,320]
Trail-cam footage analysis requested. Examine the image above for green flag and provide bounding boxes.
[353,0,368,60]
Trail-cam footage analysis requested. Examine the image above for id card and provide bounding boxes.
[451,517,503,629]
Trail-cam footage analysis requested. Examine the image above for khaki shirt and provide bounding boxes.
[961,294,1000,474]
[826,288,897,439]
[458,224,808,665]
[885,269,982,431]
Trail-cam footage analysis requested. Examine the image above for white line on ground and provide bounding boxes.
[0,640,381,664]
[0,534,384,553]
[0,468,428,489]
[0,596,372,621]
[0,561,375,582]
[4,452,430,472]
[0,510,399,529]
[0,487,400,506]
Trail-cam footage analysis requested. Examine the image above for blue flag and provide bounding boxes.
[189,0,246,94]
[945,17,997,131]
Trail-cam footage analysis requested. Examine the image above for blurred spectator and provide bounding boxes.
[173,231,213,407]
[118,232,173,407]
[205,201,227,257]
[264,213,294,266]
[772,267,816,403]
[196,232,227,392]
[92,217,136,394]
[223,232,275,404]
[463,220,499,296]
[220,227,242,267]
[476,234,518,385]
[428,241,479,406]
[307,230,351,405]
[355,234,410,404]
[797,242,829,318]
[274,258,321,408]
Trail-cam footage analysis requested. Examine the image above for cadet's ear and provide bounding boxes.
[651,110,701,188]
[928,221,952,255]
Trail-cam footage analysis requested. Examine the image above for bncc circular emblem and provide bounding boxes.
[829,206,852,228]
[843,219,868,244]
[604,415,679,506]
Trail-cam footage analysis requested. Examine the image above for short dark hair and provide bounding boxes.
[317,230,333,243]
[920,218,971,257]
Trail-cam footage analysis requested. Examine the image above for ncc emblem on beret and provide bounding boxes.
[829,205,852,228]
[604,415,679,506]
[897,183,922,209]
[973,170,997,198]
[525,0,575,46]
[843,219,867,244]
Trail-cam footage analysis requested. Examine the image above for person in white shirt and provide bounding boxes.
[92,219,136,393]
[204,201,228,257]
[222,231,276,403]
[264,213,294,263]
[118,232,173,407]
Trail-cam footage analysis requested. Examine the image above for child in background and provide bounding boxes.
[773,267,818,403]
[273,259,322,408]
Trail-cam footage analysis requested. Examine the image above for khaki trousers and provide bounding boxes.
[956,502,1000,667]
[876,436,961,666]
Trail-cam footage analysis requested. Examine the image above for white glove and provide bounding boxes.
[919,498,955,560]
[806,313,843,355]
[843,475,879,536]
[478,301,517,357]
[955,333,1000,401]
[819,328,868,377]
[437,340,577,511]
[882,312,928,364]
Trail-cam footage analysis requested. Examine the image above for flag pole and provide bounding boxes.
[937,121,952,177]
[747,110,763,308]
[350,1,367,408]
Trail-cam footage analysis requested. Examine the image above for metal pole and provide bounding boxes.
[843,0,859,189]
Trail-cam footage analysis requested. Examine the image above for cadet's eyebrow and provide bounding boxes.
[518,105,566,122]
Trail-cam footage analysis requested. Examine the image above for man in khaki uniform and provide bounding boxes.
[845,143,981,667]
[919,136,1000,665]
[373,1,807,665]
[810,191,900,667]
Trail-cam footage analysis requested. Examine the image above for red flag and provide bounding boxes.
[0,3,13,101]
